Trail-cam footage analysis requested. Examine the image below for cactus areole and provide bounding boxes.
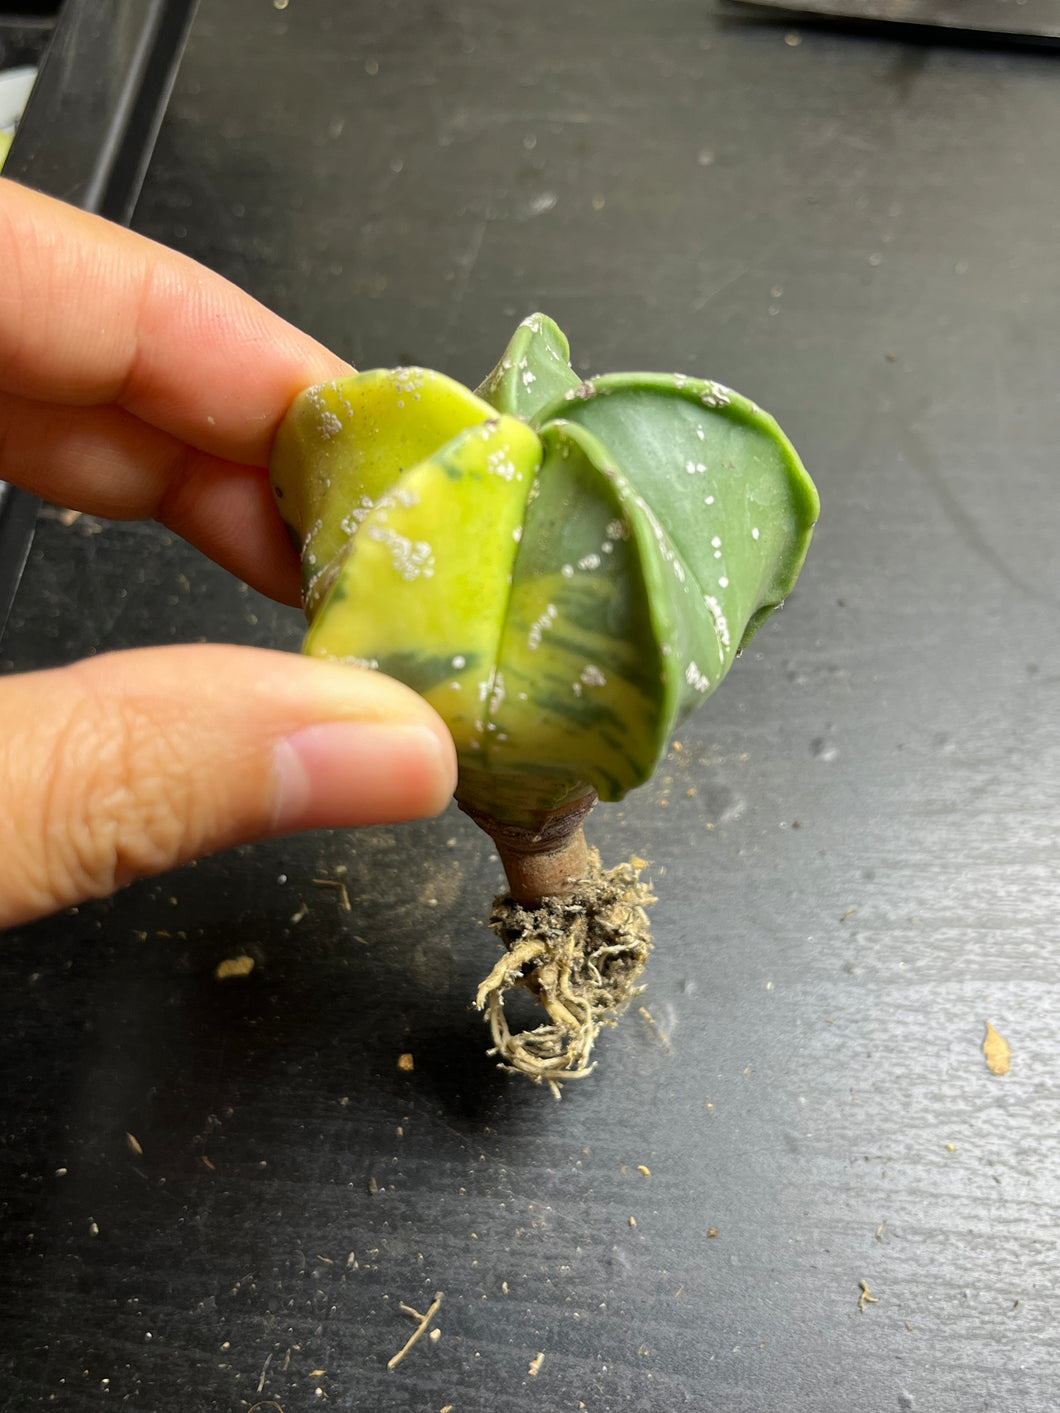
[270,316,819,1088]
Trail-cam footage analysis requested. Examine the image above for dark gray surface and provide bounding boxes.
[729,0,1060,41]
[2,2,1059,1409]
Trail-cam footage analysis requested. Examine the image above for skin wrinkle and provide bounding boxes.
[51,659,260,900]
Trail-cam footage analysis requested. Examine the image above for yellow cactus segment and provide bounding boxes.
[269,367,496,611]
[304,415,542,762]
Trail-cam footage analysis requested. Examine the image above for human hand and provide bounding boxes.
[0,179,457,929]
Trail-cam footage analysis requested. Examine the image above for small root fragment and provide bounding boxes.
[388,1292,443,1370]
[476,849,654,1093]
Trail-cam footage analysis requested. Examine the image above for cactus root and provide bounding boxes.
[476,849,655,1096]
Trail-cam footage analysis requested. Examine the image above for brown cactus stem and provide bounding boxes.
[459,792,598,908]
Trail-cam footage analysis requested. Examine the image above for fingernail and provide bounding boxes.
[272,720,455,833]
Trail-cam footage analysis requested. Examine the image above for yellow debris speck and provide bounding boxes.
[397,1052,415,1073]
[528,1352,545,1377]
[945,1143,957,1153]
[215,955,254,980]
[982,1021,1011,1076]
[637,1165,651,1178]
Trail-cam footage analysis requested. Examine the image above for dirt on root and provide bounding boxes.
[475,849,655,1095]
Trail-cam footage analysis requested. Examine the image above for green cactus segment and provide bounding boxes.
[470,421,667,817]
[537,373,820,723]
[475,313,581,422]
[270,367,496,612]
[303,415,541,764]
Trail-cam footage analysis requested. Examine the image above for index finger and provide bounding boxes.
[0,178,353,466]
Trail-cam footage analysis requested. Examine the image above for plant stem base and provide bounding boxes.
[475,849,655,1096]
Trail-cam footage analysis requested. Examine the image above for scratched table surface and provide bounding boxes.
[2,2,1059,1410]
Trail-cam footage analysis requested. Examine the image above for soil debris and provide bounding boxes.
[388,1292,443,1370]
[477,849,654,1093]
[982,1020,1011,1076]
[858,1280,879,1314]
[528,1352,545,1377]
[312,877,352,911]
[215,955,255,980]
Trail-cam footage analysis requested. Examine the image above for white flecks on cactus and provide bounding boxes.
[487,447,518,481]
[703,594,731,650]
[700,381,732,409]
[366,524,435,581]
[577,552,601,571]
[685,661,711,692]
[451,654,466,670]
[561,564,575,579]
[563,381,595,402]
[580,664,607,687]
[527,603,558,650]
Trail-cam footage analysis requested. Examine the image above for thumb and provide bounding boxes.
[0,644,457,929]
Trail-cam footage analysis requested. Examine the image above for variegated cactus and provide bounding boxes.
[270,314,818,901]
[270,315,818,1087]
